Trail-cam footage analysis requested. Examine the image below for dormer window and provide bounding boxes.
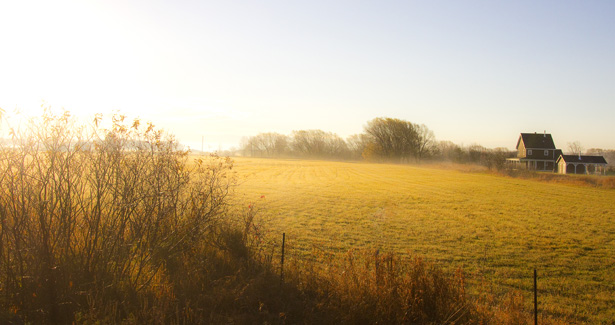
[528,149,532,155]
[544,150,548,156]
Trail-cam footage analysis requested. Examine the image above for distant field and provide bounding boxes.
[228,157,615,323]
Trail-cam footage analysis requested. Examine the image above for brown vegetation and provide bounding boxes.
[497,168,615,189]
[0,111,235,323]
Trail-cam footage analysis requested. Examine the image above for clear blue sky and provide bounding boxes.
[1,0,614,151]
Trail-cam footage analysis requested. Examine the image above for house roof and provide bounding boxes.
[554,149,562,158]
[516,133,556,150]
[556,155,608,164]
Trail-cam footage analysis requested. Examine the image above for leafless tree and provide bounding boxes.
[291,130,327,156]
[415,124,437,161]
[363,117,418,162]
[290,129,349,158]
[346,134,369,160]
[436,141,465,162]
[567,141,584,155]
[326,134,350,158]
[242,132,289,157]
[468,144,487,163]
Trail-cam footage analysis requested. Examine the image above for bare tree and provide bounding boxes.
[415,124,437,161]
[468,144,487,163]
[484,147,514,170]
[436,141,465,162]
[363,117,418,162]
[325,134,350,158]
[567,141,584,155]
[242,132,289,157]
[290,130,349,158]
[346,134,369,160]
[291,130,327,156]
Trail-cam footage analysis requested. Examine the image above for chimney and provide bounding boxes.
[543,130,546,137]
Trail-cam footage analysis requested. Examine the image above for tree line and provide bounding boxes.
[239,117,515,169]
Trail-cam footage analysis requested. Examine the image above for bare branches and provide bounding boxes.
[0,110,235,322]
[567,141,584,155]
[363,117,433,162]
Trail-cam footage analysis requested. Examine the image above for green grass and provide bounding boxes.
[229,157,615,323]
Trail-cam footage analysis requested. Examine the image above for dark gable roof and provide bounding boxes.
[516,133,556,150]
[557,155,608,164]
[554,149,562,158]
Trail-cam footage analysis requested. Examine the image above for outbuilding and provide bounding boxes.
[556,154,608,175]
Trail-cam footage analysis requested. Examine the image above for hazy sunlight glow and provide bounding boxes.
[1,0,614,150]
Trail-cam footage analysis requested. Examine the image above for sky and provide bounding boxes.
[1,0,614,151]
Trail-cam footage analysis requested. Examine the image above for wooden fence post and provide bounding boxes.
[375,249,380,285]
[534,269,538,325]
[280,233,286,284]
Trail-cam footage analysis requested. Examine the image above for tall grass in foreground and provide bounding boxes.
[283,248,480,323]
[273,240,574,324]
[0,111,235,323]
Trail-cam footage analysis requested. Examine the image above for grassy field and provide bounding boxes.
[228,157,615,323]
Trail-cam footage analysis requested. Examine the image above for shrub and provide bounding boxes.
[0,110,234,323]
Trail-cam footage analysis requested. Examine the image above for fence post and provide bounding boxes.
[280,233,286,284]
[375,249,380,285]
[534,269,538,325]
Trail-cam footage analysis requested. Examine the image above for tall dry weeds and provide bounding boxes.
[0,110,234,323]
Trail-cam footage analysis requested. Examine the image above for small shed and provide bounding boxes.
[556,155,608,175]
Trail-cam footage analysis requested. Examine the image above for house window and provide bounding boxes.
[544,150,548,156]
[528,149,532,155]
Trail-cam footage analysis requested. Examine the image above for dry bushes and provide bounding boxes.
[499,168,615,189]
[0,110,235,323]
[278,249,489,324]
[282,250,476,323]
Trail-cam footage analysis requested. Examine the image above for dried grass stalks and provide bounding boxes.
[282,250,474,323]
[0,110,234,323]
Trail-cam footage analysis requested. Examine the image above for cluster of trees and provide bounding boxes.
[240,117,514,168]
[360,118,436,162]
[436,142,514,169]
[587,148,615,171]
[241,118,439,162]
[241,130,353,159]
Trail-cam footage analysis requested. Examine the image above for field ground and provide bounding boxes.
[227,157,615,323]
